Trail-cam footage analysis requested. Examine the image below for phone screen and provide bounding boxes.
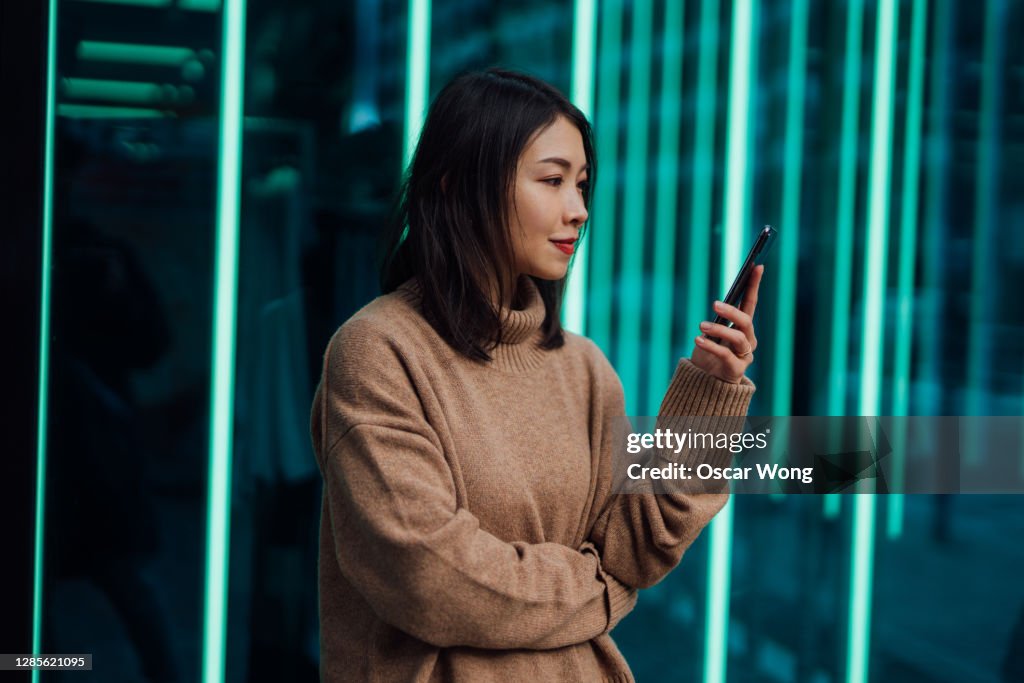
[707,225,777,339]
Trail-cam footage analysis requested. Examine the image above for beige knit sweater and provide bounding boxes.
[310,274,755,682]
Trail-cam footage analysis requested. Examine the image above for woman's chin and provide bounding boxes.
[527,259,571,281]
[532,267,569,281]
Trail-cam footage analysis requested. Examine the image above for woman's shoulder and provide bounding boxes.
[560,329,621,383]
[315,289,442,435]
[323,284,448,371]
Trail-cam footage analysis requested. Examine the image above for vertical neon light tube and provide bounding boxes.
[849,3,898,683]
[201,0,246,680]
[827,0,865,415]
[563,0,597,335]
[32,1,59,679]
[646,0,684,413]
[772,0,809,416]
[847,478,878,683]
[719,0,753,285]
[618,0,653,415]
[888,0,928,540]
[858,3,898,415]
[685,0,719,352]
[397,0,429,244]
[705,5,754,683]
[966,0,1003,442]
[587,0,623,351]
[395,0,428,242]
[403,0,431,169]
[823,0,865,521]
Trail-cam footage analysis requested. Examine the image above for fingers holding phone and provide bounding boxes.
[692,264,763,383]
[703,266,762,351]
[691,226,774,382]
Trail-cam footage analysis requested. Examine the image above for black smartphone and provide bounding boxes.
[706,225,777,342]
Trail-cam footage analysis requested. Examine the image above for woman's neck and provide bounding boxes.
[485,273,524,312]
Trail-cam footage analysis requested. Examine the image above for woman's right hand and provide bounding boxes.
[690,264,764,384]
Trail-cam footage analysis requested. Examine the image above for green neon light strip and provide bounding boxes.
[827,0,864,416]
[772,0,808,416]
[397,0,430,245]
[563,0,597,335]
[77,41,196,65]
[618,0,653,415]
[849,1,898,681]
[57,104,171,118]
[706,4,754,682]
[33,0,60,678]
[858,0,898,417]
[569,0,597,123]
[403,0,431,169]
[823,0,864,521]
[685,0,718,353]
[62,77,168,104]
[847,493,877,683]
[703,499,733,683]
[201,0,246,680]
[966,0,1002,438]
[720,0,753,284]
[646,0,684,413]
[586,0,622,351]
[888,0,928,540]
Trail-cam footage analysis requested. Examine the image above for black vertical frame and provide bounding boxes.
[1,0,48,679]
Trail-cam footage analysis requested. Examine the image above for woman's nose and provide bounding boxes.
[566,195,588,225]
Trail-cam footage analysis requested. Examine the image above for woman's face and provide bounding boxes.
[508,115,589,282]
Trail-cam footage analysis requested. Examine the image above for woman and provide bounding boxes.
[310,67,763,682]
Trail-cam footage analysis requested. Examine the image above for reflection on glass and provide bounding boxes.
[42,2,221,681]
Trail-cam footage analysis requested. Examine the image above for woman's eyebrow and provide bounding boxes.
[537,156,589,173]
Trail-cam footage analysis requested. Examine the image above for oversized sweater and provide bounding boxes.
[310,274,756,682]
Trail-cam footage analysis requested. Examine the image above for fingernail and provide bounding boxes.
[695,336,704,345]
[699,322,710,330]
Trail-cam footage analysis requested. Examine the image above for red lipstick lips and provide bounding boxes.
[550,238,576,255]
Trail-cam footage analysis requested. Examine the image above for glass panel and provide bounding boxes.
[225,0,409,680]
[42,2,222,682]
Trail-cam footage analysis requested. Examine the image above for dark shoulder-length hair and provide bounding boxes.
[378,66,596,362]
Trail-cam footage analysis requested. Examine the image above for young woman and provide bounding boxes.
[310,67,763,682]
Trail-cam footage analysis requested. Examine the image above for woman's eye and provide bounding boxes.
[544,177,589,192]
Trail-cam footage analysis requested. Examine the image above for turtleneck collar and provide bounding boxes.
[495,274,545,344]
[394,275,550,373]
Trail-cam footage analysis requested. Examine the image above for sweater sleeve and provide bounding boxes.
[584,355,755,589]
[311,321,637,650]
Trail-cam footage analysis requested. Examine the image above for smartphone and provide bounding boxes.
[705,225,777,343]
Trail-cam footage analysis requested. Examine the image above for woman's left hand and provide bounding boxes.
[690,265,764,384]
